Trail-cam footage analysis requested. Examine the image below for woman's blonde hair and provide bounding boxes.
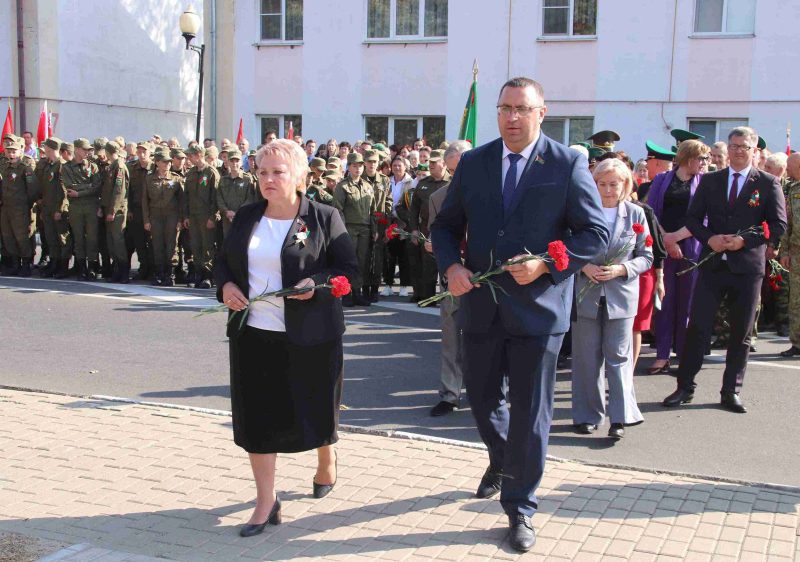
[592,158,634,202]
[674,139,710,168]
[255,139,309,188]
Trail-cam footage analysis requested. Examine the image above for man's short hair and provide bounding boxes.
[339,141,351,149]
[444,140,471,161]
[728,126,758,146]
[499,77,545,103]
[712,141,728,152]
[766,152,788,169]
[419,146,432,154]
[305,139,316,146]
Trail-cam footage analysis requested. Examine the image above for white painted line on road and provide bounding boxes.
[372,300,439,316]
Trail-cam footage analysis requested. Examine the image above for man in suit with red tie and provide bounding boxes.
[663,127,786,413]
[431,77,608,552]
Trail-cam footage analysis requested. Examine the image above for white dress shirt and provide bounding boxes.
[722,164,752,260]
[501,136,538,189]
[247,216,294,331]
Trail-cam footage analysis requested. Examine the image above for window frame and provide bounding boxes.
[691,0,756,38]
[362,115,446,148]
[364,0,448,44]
[257,0,303,46]
[539,0,598,41]
[687,118,749,142]
[541,116,595,146]
[257,114,302,140]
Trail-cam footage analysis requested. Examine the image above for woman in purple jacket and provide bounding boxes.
[645,140,710,374]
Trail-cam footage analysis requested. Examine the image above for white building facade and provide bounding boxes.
[220,0,800,159]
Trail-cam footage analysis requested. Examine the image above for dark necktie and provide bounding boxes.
[729,172,741,208]
[503,153,522,213]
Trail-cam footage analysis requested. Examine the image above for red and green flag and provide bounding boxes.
[458,61,478,146]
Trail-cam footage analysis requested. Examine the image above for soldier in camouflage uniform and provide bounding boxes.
[184,145,220,288]
[91,138,111,278]
[127,141,154,280]
[39,137,71,278]
[362,149,392,301]
[306,158,334,205]
[0,135,39,276]
[101,141,130,283]
[62,139,102,280]
[333,152,373,306]
[143,152,184,286]
[779,153,800,356]
[217,148,260,237]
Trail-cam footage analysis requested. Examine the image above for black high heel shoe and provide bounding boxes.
[313,456,337,499]
[239,494,282,537]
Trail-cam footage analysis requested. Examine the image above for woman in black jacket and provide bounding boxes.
[215,140,358,537]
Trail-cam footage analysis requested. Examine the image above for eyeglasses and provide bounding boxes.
[696,156,711,162]
[496,105,543,117]
[728,143,753,152]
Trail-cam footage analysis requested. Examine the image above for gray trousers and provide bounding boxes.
[438,295,464,404]
[571,304,643,426]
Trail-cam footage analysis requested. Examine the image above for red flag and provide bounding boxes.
[235,118,244,145]
[0,105,12,154]
[287,121,294,140]
[36,101,49,146]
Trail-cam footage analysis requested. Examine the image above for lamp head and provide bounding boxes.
[179,6,201,48]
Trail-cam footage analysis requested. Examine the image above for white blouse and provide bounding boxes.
[246,216,294,332]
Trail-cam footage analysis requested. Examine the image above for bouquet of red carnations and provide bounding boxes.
[678,221,771,276]
[385,223,429,243]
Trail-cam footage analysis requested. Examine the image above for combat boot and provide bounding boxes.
[197,270,211,289]
[6,257,21,276]
[163,266,175,287]
[174,265,187,285]
[40,259,57,278]
[86,261,99,281]
[151,266,163,286]
[119,263,130,284]
[54,259,71,279]
[18,259,32,277]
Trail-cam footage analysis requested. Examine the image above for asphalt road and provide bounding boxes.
[1,275,798,488]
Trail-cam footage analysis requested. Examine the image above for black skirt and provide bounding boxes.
[229,326,343,454]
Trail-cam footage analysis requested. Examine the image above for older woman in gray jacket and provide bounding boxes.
[572,158,653,440]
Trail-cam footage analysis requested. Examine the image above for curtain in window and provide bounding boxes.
[543,0,569,35]
[422,117,446,148]
[368,0,391,38]
[568,118,594,146]
[424,0,448,37]
[261,0,282,40]
[572,0,597,36]
[365,117,389,144]
[285,0,303,40]
[396,0,419,36]
[541,119,566,144]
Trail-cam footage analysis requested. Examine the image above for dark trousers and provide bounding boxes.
[384,238,410,286]
[419,248,439,301]
[463,319,563,517]
[125,214,151,271]
[677,261,762,394]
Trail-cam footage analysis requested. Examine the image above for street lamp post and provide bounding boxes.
[179,7,205,142]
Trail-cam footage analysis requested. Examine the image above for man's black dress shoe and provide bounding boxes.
[662,388,694,407]
[574,423,597,435]
[780,345,800,357]
[720,392,747,413]
[749,343,757,353]
[475,466,502,499]
[608,423,625,440]
[507,514,536,552]
[430,401,456,417]
[240,494,282,537]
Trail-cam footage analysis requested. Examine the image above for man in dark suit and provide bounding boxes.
[663,127,786,413]
[430,77,608,552]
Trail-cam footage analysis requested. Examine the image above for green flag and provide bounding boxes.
[458,75,477,146]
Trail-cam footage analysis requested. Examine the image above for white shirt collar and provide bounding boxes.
[502,136,538,162]
[729,164,752,183]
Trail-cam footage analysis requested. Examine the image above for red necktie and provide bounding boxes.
[728,172,741,208]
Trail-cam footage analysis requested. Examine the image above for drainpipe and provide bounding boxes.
[16,0,26,131]
[210,0,217,140]
[507,0,512,79]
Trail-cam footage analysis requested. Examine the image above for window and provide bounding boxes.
[364,116,446,148]
[367,0,447,40]
[260,0,303,42]
[688,118,748,142]
[541,117,594,146]
[694,0,755,34]
[259,114,302,142]
[542,0,597,36]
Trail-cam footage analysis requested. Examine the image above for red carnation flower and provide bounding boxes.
[761,221,770,240]
[632,223,645,235]
[386,223,399,240]
[374,211,389,226]
[775,274,784,283]
[329,276,352,298]
[645,234,653,247]
[547,240,569,272]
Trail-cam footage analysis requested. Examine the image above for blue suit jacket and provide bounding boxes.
[430,135,608,336]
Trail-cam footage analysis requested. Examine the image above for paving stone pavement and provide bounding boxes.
[0,389,798,562]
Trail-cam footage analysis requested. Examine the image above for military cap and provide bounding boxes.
[43,137,63,150]
[757,136,767,150]
[206,146,219,158]
[309,157,327,169]
[93,137,109,151]
[73,138,92,150]
[227,149,242,160]
[575,141,591,150]
[2,133,19,146]
[587,147,606,160]
[347,152,364,164]
[670,129,704,145]
[588,130,620,151]
[372,143,387,152]
[322,169,341,182]
[645,140,676,162]
[248,150,257,157]
[186,145,205,156]
[327,156,341,166]
[363,150,380,162]
[104,140,121,154]
[170,148,186,159]
[136,140,152,151]
[417,162,430,171]
[60,142,74,152]
[153,151,171,162]
[428,149,445,162]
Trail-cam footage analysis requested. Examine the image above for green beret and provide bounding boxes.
[670,129,704,144]
[757,136,767,150]
[645,140,676,162]
[363,150,380,162]
[43,137,63,150]
[587,130,620,150]
[417,162,429,171]
[60,142,74,152]
[428,149,445,162]
[347,152,364,164]
[310,157,326,169]
[185,145,205,157]
[170,148,186,159]
[372,143,387,152]
[575,141,591,150]
[588,147,606,160]
[227,149,242,161]
[73,138,92,150]
[104,141,121,154]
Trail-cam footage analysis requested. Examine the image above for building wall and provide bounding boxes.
[220,0,800,160]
